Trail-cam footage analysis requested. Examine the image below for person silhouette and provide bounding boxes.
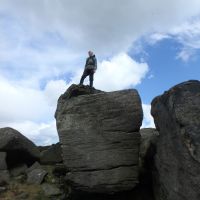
[79,51,97,87]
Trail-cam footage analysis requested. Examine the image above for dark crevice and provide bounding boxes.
[6,150,37,168]
[68,164,137,173]
[69,184,155,200]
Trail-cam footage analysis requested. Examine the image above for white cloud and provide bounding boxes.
[95,53,149,91]
[0,120,58,146]
[1,0,200,57]
[0,76,52,122]
[0,77,67,145]
[149,33,171,44]
[142,104,155,128]
[176,49,194,62]
[44,80,67,106]
[0,0,200,144]
[60,52,149,91]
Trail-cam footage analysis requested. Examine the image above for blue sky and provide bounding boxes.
[134,38,200,103]
[0,0,200,145]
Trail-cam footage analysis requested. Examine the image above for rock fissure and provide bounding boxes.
[68,164,138,173]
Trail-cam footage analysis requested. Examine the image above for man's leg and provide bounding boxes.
[80,70,89,85]
[89,72,94,87]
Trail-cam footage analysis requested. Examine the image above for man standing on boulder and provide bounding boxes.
[79,51,97,87]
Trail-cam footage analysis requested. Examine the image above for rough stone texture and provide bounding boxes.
[26,161,41,174]
[42,183,62,197]
[0,127,40,168]
[40,143,63,165]
[53,164,67,177]
[0,170,10,186]
[10,163,28,177]
[139,128,159,173]
[55,84,143,193]
[0,186,6,193]
[27,168,47,184]
[151,80,200,200]
[0,152,7,170]
[138,128,158,200]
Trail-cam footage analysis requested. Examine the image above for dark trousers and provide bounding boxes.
[80,69,94,87]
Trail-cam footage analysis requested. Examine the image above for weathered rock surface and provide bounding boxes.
[40,143,63,165]
[0,152,7,170]
[0,186,7,193]
[26,161,41,174]
[55,84,143,193]
[139,128,158,184]
[27,168,48,184]
[151,80,200,200]
[0,127,40,168]
[140,129,158,169]
[0,170,10,186]
[10,163,28,177]
[42,183,62,197]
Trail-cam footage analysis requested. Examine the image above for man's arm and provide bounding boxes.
[85,57,88,69]
[94,57,97,70]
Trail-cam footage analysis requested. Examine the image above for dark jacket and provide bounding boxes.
[85,55,97,70]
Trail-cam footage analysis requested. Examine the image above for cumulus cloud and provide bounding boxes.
[95,53,149,91]
[0,0,200,144]
[1,0,200,56]
[0,120,58,146]
[44,80,67,106]
[0,77,67,145]
[142,104,155,128]
[0,76,52,122]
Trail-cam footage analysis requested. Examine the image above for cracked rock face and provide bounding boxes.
[55,84,143,194]
[151,80,200,200]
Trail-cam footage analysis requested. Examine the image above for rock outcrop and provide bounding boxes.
[55,84,143,194]
[151,80,200,200]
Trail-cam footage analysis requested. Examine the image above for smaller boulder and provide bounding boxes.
[26,161,41,174]
[0,127,40,168]
[27,168,47,184]
[40,143,63,165]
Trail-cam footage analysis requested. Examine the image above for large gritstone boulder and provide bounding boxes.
[0,127,40,168]
[151,80,200,200]
[55,84,143,194]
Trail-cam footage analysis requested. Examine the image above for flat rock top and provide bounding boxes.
[61,84,102,99]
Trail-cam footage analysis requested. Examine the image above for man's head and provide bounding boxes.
[88,51,94,57]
